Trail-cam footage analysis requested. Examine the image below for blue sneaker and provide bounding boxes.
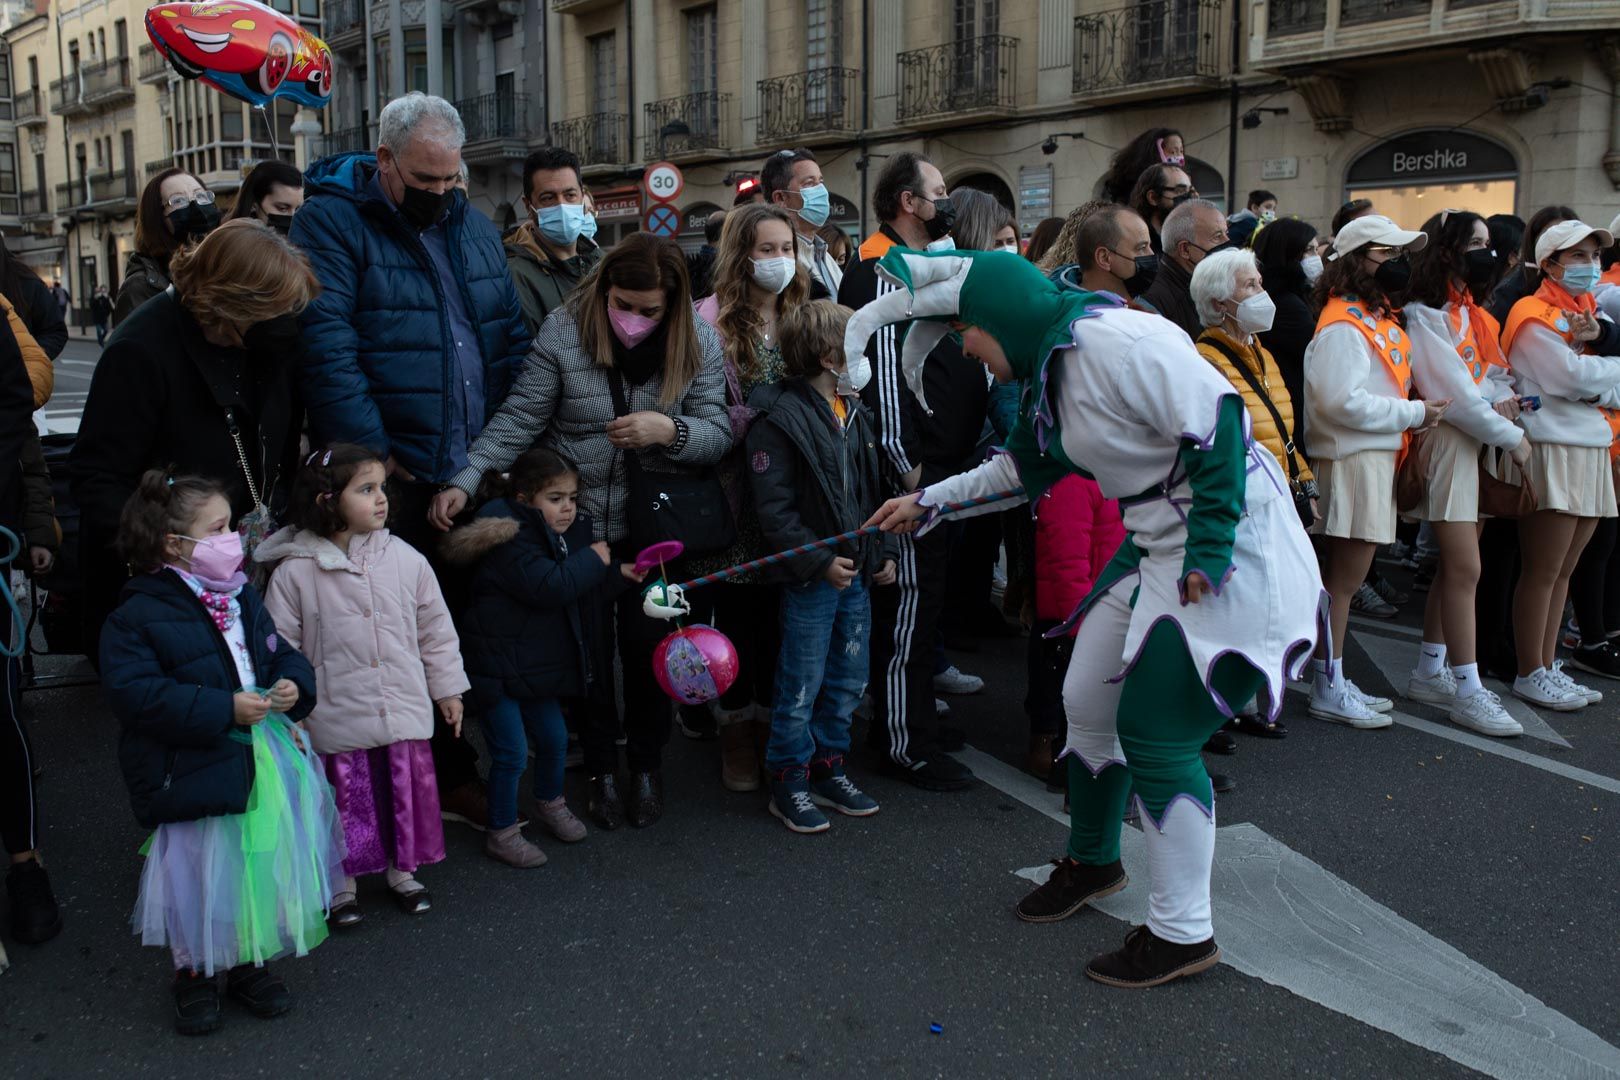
[769,769,830,834]
[809,758,879,817]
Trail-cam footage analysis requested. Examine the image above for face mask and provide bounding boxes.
[580,213,598,241]
[168,200,221,244]
[1259,210,1276,225]
[925,236,956,253]
[176,532,245,590]
[750,256,796,295]
[1170,192,1195,210]
[796,183,830,228]
[995,241,1019,254]
[1463,248,1498,289]
[536,202,587,246]
[1232,292,1277,334]
[609,307,660,349]
[399,183,453,230]
[1301,254,1324,284]
[263,212,294,235]
[838,353,871,395]
[1558,263,1601,296]
[1188,239,1235,262]
[1110,250,1158,294]
[923,197,956,242]
[1373,254,1411,293]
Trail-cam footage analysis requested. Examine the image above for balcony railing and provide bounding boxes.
[758,67,858,144]
[1341,0,1430,22]
[458,90,530,144]
[322,0,364,41]
[14,87,44,126]
[1074,1,1223,93]
[644,91,732,159]
[82,57,135,105]
[552,112,627,168]
[312,124,373,160]
[146,156,175,177]
[48,76,86,116]
[55,181,85,208]
[90,170,136,204]
[19,189,47,218]
[897,35,1017,123]
[139,44,171,82]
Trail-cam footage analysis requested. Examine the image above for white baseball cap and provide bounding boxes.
[1534,219,1614,266]
[1326,214,1427,261]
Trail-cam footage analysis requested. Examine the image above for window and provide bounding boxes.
[685,5,718,139]
[589,32,615,115]
[221,102,244,141]
[114,19,127,58]
[0,143,17,195]
[952,0,999,93]
[953,0,999,40]
[33,155,45,199]
[1128,0,1199,80]
[120,131,134,192]
[27,56,37,89]
[0,51,12,99]
[405,29,455,95]
[804,0,842,119]
[298,0,319,21]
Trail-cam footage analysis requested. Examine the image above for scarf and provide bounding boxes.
[1446,283,1508,376]
[167,565,245,633]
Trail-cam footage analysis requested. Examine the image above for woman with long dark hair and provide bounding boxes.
[1253,217,1321,449]
[1127,163,1193,255]
[228,160,304,233]
[114,167,220,327]
[1098,127,1184,205]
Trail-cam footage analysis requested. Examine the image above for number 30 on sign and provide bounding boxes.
[645,161,685,203]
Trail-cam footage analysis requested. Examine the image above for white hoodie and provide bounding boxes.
[1508,316,1620,449]
[1304,322,1427,460]
[1404,302,1523,451]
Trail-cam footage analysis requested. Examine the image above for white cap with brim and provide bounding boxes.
[1609,211,1620,241]
[1326,214,1428,261]
[1534,220,1615,266]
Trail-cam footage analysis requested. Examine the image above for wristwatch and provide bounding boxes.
[669,417,690,456]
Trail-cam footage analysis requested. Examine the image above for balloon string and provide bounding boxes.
[672,489,1023,593]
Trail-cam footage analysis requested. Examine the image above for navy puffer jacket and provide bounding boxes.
[101,571,317,829]
[290,152,532,483]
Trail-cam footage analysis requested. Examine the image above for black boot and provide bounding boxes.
[1015,857,1128,923]
[628,770,663,828]
[172,970,223,1036]
[7,857,63,944]
[226,962,292,1018]
[1085,924,1221,988]
[588,774,625,831]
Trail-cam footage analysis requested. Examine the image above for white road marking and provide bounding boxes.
[966,750,1620,1079]
[56,358,96,367]
[1349,612,1423,639]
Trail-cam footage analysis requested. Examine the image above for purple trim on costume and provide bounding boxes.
[1101,614,1272,722]
[1134,790,1216,833]
[1177,389,1249,452]
[1056,744,1129,776]
[1048,569,1139,638]
[1177,564,1237,607]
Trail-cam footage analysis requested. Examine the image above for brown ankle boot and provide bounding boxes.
[1026,733,1058,779]
[720,714,760,792]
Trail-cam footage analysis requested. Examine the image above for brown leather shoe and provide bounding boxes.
[720,715,760,792]
[1026,734,1057,780]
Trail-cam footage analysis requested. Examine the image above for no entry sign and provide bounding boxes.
[643,203,682,238]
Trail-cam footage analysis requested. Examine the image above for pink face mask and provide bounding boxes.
[175,532,246,591]
[609,307,660,349]
[1157,137,1184,166]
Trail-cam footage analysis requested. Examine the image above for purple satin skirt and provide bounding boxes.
[321,740,445,876]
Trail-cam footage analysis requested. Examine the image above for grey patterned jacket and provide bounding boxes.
[448,307,733,543]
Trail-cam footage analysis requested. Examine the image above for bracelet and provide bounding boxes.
[669,417,690,456]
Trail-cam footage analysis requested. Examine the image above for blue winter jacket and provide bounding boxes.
[101,570,317,830]
[290,152,532,483]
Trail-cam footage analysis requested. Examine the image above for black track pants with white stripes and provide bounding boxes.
[868,527,949,766]
[1,656,38,854]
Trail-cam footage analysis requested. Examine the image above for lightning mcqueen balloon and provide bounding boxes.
[145,0,333,108]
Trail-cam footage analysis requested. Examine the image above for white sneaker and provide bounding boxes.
[1549,660,1602,705]
[1309,683,1393,729]
[1407,668,1458,705]
[933,665,984,695]
[1448,689,1523,737]
[1345,679,1394,713]
[1511,670,1586,712]
[934,697,951,717]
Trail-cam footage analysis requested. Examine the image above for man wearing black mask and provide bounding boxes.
[1142,199,1230,338]
[1067,205,1159,302]
[292,92,532,832]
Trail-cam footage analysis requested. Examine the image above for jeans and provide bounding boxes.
[94,319,108,347]
[766,578,871,771]
[479,695,567,830]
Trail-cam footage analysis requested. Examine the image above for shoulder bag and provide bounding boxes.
[606,369,735,556]
[1204,337,1318,527]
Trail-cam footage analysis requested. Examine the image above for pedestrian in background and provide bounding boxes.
[507,146,603,334]
[91,285,112,347]
[228,160,305,234]
[1127,163,1194,256]
[762,147,840,297]
[115,168,220,327]
[0,238,67,359]
[1098,126,1184,205]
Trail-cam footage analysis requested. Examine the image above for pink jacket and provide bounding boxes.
[258,527,470,755]
[1034,475,1125,632]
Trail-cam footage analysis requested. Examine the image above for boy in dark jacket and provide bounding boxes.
[746,300,896,834]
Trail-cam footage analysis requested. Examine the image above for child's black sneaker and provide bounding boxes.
[1085,924,1221,988]
[768,768,830,834]
[808,756,879,817]
[226,962,292,1018]
[6,857,62,944]
[1015,857,1128,923]
[173,970,223,1036]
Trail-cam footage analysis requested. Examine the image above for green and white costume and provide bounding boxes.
[846,250,1325,944]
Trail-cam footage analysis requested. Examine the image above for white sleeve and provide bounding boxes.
[1406,306,1523,449]
[1596,283,1620,326]
[1509,322,1620,401]
[1482,364,1516,405]
[1116,327,1241,445]
[1305,323,1428,434]
[917,452,1025,524]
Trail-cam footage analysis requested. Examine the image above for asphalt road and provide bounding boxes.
[3,345,1616,1077]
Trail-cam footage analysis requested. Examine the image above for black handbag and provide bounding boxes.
[1206,337,1317,527]
[606,369,736,556]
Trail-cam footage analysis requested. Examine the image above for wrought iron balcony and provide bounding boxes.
[48,77,87,117]
[1073,1,1224,95]
[758,67,858,145]
[1341,0,1431,23]
[896,35,1017,124]
[322,0,365,47]
[19,189,48,220]
[139,44,171,83]
[1267,0,1327,34]
[55,180,86,209]
[551,112,627,170]
[311,124,373,161]
[90,170,137,207]
[643,92,732,159]
[14,87,45,127]
[457,91,532,164]
[82,57,135,106]
[146,156,175,177]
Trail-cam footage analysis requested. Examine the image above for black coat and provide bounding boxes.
[1140,255,1200,340]
[443,500,628,702]
[100,570,316,829]
[745,379,897,585]
[1259,261,1317,451]
[10,272,67,359]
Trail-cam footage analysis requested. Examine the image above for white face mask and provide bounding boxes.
[1232,291,1277,334]
[750,256,796,295]
[925,236,956,253]
[995,241,1019,254]
[1301,254,1324,284]
[839,353,871,395]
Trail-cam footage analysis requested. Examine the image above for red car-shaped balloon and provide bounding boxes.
[145,0,332,108]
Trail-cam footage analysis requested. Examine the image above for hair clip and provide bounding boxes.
[165,476,175,487]
[322,449,332,466]
[1439,208,1463,227]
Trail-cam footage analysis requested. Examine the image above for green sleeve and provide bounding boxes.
[1178,395,1247,597]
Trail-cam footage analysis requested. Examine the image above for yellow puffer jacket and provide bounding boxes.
[1195,326,1312,486]
[0,293,50,408]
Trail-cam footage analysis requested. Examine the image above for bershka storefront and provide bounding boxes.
[1345,129,1519,225]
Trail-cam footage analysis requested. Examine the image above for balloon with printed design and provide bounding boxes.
[652,624,739,705]
[145,0,333,109]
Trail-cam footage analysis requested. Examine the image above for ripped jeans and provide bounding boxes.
[765,577,871,772]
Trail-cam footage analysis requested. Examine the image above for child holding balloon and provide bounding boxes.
[745,300,897,834]
[443,449,645,866]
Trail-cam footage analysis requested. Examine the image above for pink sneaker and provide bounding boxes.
[534,796,587,843]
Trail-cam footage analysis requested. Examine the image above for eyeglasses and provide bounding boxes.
[164,189,216,212]
[1365,244,1403,256]
[1158,185,1192,198]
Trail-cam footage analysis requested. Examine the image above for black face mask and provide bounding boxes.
[1189,239,1236,261]
[168,200,221,244]
[264,212,295,235]
[399,183,453,230]
[923,196,956,242]
[1170,192,1196,210]
[240,312,303,357]
[1110,250,1159,295]
[1374,254,1412,293]
[1463,248,1499,290]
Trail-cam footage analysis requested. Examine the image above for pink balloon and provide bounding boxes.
[652,624,739,705]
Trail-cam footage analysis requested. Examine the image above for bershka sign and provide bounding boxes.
[1347,129,1517,186]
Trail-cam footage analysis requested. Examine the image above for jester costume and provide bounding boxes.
[847,250,1325,986]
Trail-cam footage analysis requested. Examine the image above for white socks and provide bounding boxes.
[1312,658,1340,695]
[1416,642,1448,678]
[1450,662,1483,698]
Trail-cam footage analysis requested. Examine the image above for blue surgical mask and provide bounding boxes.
[580,212,598,241]
[1559,263,1601,296]
[796,183,830,228]
[535,202,587,246]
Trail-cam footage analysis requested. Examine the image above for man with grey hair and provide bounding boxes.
[292,91,531,833]
[1142,198,1230,338]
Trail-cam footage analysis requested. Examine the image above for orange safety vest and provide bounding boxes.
[1503,279,1620,457]
[1602,264,1620,289]
[1317,294,1412,465]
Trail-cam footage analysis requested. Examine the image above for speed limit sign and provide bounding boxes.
[645,161,685,203]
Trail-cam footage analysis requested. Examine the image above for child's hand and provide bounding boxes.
[438,696,464,738]
[266,679,299,713]
[873,559,897,587]
[620,563,648,583]
[28,546,52,575]
[233,691,272,727]
[590,541,613,566]
[289,720,310,752]
[823,556,858,590]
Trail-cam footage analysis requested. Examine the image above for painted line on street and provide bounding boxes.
[57,358,96,368]
[1349,612,1422,638]
[1386,710,1620,795]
